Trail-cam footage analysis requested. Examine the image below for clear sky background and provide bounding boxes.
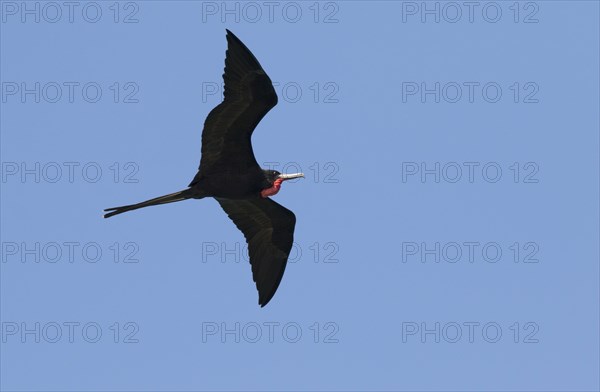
[1,1,599,391]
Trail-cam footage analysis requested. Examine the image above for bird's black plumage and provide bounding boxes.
[217,197,296,306]
[104,30,302,307]
[189,29,277,186]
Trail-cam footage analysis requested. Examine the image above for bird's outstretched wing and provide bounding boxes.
[216,197,296,307]
[191,30,278,186]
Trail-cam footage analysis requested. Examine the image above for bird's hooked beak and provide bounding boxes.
[277,173,305,181]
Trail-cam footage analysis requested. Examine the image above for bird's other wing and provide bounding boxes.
[191,30,278,185]
[216,197,296,307]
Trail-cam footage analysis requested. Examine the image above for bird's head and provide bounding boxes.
[261,170,304,198]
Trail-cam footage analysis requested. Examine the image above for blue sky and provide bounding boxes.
[1,1,599,391]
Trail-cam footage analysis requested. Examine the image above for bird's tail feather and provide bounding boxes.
[104,189,193,218]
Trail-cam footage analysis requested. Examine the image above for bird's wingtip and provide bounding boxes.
[259,294,274,308]
[225,29,243,44]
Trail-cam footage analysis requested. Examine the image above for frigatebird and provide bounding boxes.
[104,30,304,307]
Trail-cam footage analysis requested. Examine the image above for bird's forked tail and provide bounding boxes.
[104,189,194,218]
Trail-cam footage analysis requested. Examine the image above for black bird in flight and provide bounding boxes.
[104,30,304,307]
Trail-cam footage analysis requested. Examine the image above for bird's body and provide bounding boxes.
[104,30,303,307]
[190,167,269,199]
